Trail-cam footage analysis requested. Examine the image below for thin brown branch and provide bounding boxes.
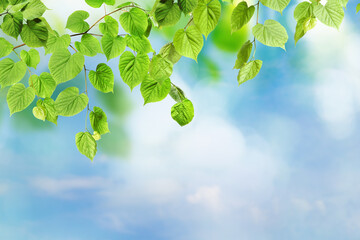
[13,43,26,50]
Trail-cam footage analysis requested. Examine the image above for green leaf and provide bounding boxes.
[178,0,198,15]
[294,2,313,21]
[22,0,47,20]
[234,40,252,69]
[125,34,154,54]
[75,33,102,57]
[48,49,85,84]
[55,87,89,117]
[0,37,14,58]
[313,1,344,29]
[89,63,114,93]
[33,105,46,121]
[45,31,71,55]
[193,0,221,38]
[149,55,173,80]
[259,0,290,13]
[169,84,186,103]
[357,3,360,13]
[119,51,149,90]
[173,25,203,61]
[1,12,23,39]
[29,72,56,98]
[140,75,171,105]
[99,15,118,37]
[159,42,182,64]
[7,83,35,116]
[237,60,262,85]
[20,48,40,69]
[171,99,194,126]
[101,34,126,61]
[295,17,316,45]
[20,18,48,47]
[155,0,182,27]
[119,8,148,36]
[0,58,27,88]
[66,10,90,33]
[337,0,348,8]
[144,17,152,37]
[85,0,115,8]
[85,0,103,8]
[90,106,110,135]
[75,132,97,160]
[252,19,288,50]
[231,1,255,33]
[0,0,9,11]
[38,97,58,124]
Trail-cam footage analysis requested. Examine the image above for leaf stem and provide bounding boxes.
[184,16,193,30]
[13,43,26,50]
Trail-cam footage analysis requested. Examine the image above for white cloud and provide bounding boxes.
[306,21,360,139]
[187,186,223,212]
[30,176,109,198]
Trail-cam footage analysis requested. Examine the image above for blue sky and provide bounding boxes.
[1,0,360,239]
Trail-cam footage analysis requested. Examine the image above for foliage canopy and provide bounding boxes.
[0,0,355,159]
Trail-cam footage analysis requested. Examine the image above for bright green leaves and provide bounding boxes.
[48,49,85,84]
[252,20,288,50]
[55,87,89,117]
[0,58,27,88]
[45,32,71,55]
[22,0,48,20]
[120,8,148,36]
[36,98,58,124]
[20,49,40,69]
[20,18,48,47]
[173,25,203,61]
[76,132,97,160]
[357,3,360,14]
[313,1,344,29]
[294,2,313,21]
[178,0,198,15]
[66,10,90,33]
[293,2,316,44]
[193,0,221,38]
[231,1,255,33]
[237,60,262,85]
[89,63,114,93]
[119,51,150,90]
[101,34,126,61]
[160,43,182,64]
[171,99,194,126]
[234,40,252,69]
[0,38,13,58]
[295,16,316,45]
[29,72,56,98]
[7,83,35,116]
[90,106,109,135]
[1,12,23,39]
[169,84,186,103]
[75,34,102,57]
[85,0,115,8]
[125,35,154,54]
[99,16,118,37]
[155,0,182,27]
[33,104,46,121]
[140,75,171,105]
[149,55,173,80]
[260,0,290,13]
